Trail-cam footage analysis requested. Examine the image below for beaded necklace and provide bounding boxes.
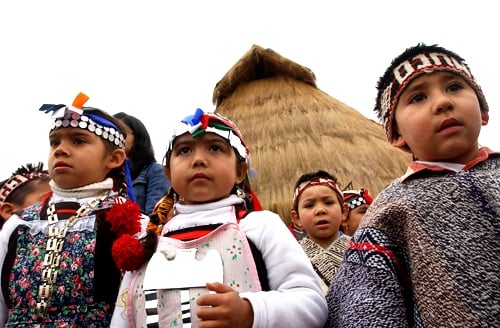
[37,191,110,316]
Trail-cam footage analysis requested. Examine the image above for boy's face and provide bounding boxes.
[392,71,489,164]
[48,128,124,189]
[0,180,51,220]
[20,181,51,209]
[292,185,347,249]
[165,132,247,204]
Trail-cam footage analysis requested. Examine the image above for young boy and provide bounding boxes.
[325,43,499,327]
[0,162,50,228]
[290,170,350,294]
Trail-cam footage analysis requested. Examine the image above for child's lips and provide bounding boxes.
[190,173,209,182]
[438,118,461,132]
[53,162,71,172]
[316,219,330,226]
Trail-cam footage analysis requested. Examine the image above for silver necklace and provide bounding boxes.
[37,192,109,316]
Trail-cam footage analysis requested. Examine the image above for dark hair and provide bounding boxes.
[292,169,342,212]
[0,162,50,205]
[3,177,50,205]
[79,107,131,198]
[113,112,156,179]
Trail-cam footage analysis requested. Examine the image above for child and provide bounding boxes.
[0,93,145,327]
[0,162,51,228]
[290,170,350,294]
[340,188,373,237]
[113,112,170,215]
[325,43,499,327]
[111,108,327,327]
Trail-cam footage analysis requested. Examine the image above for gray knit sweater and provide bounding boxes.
[325,151,500,327]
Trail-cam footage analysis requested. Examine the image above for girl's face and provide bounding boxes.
[292,185,347,249]
[165,132,247,204]
[342,204,369,236]
[392,71,489,164]
[48,128,125,189]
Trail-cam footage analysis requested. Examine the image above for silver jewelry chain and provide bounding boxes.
[36,191,110,316]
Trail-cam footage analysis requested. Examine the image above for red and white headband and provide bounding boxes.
[292,177,342,208]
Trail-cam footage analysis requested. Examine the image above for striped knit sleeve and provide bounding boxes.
[325,227,410,327]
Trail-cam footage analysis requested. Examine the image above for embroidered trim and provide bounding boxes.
[300,236,350,285]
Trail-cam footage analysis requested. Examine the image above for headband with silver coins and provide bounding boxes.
[39,92,125,149]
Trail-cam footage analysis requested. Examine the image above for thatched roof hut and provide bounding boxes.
[213,45,411,224]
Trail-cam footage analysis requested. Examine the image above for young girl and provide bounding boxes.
[340,188,373,236]
[0,162,51,228]
[290,170,350,294]
[111,108,327,327]
[0,93,145,327]
[113,112,170,215]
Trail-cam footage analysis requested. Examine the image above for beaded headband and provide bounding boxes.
[292,177,343,209]
[342,188,373,210]
[0,162,49,203]
[39,92,126,149]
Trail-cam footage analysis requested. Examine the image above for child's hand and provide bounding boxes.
[196,282,253,328]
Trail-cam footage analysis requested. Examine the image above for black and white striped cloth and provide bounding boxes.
[145,289,191,328]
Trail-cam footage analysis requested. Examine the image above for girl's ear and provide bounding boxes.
[235,161,248,184]
[107,149,126,169]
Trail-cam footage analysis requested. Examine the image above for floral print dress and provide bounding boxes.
[2,196,121,327]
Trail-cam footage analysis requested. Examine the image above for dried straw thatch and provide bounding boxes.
[213,45,411,224]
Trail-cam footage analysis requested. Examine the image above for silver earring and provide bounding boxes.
[236,186,245,199]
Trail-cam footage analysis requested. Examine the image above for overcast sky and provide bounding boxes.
[1,1,498,178]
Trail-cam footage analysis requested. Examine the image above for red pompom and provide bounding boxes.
[106,198,141,236]
[112,235,146,271]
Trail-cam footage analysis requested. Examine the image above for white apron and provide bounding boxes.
[125,206,262,327]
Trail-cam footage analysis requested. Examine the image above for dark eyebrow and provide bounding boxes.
[171,138,194,150]
[404,72,463,95]
[403,78,428,95]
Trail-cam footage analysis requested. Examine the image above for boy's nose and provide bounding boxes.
[314,206,328,215]
[432,91,454,114]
